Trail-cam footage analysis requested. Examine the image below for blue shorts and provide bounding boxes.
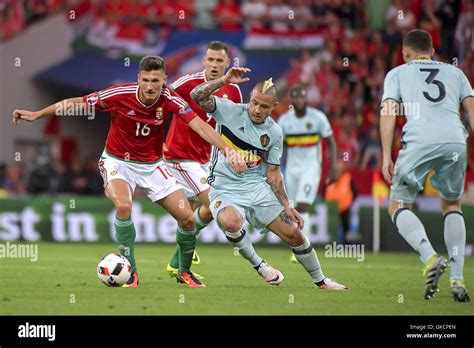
[209,182,283,231]
[390,143,467,203]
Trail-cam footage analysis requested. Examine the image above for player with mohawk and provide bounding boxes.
[191,67,348,289]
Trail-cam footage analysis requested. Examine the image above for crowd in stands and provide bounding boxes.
[273,0,474,173]
[1,0,473,196]
[0,0,68,41]
[0,157,103,197]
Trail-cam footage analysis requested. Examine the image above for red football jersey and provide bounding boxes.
[165,70,243,164]
[83,83,196,163]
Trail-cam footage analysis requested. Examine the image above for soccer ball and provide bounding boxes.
[97,253,131,287]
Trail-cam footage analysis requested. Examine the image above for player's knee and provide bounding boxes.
[178,211,196,230]
[218,212,243,233]
[115,201,132,218]
[287,228,305,247]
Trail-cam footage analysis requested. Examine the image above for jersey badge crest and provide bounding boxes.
[155,107,163,125]
[260,134,270,147]
[306,122,312,130]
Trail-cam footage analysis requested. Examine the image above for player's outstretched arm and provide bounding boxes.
[13,97,84,125]
[380,99,398,185]
[187,117,247,174]
[266,164,304,230]
[191,67,251,113]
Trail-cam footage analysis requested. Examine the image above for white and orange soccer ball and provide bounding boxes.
[97,253,131,287]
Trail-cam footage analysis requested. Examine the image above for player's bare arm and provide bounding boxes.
[462,97,474,130]
[12,97,84,125]
[380,99,398,185]
[266,163,304,230]
[326,135,338,183]
[191,67,251,113]
[187,117,247,174]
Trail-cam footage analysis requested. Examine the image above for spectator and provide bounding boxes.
[360,126,382,169]
[0,0,26,41]
[455,0,474,63]
[323,159,358,244]
[367,30,390,58]
[241,0,267,30]
[57,158,85,194]
[267,0,291,32]
[291,0,314,31]
[214,0,241,31]
[334,0,361,29]
[193,0,217,29]
[4,163,26,196]
[426,0,461,58]
[25,145,56,194]
[366,55,386,100]
[385,0,416,33]
[337,127,360,168]
[175,0,195,31]
[311,0,331,28]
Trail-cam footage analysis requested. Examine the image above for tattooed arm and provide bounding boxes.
[266,164,304,229]
[191,67,251,113]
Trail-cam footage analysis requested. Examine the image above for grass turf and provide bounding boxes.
[0,242,472,315]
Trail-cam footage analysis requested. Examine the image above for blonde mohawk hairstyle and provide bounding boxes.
[262,78,274,93]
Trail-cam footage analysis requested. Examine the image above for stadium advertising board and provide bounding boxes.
[0,197,336,244]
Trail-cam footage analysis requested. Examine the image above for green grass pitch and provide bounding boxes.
[1,242,472,315]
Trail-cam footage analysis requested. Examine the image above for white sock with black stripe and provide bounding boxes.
[292,235,325,283]
[224,228,263,267]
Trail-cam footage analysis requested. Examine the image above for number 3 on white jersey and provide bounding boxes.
[135,122,151,136]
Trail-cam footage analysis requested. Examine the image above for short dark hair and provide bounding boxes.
[403,29,433,52]
[289,86,306,98]
[207,41,229,55]
[139,55,165,73]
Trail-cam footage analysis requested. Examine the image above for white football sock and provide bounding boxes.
[393,208,436,264]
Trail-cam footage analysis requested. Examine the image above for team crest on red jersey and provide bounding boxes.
[155,107,163,125]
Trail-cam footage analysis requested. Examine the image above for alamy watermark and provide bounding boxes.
[324,241,365,262]
[381,101,421,120]
[55,100,95,120]
[0,241,38,262]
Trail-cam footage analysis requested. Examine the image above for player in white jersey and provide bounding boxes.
[380,29,474,301]
[278,87,337,263]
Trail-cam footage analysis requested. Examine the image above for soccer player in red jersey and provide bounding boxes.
[13,56,246,288]
[164,41,244,275]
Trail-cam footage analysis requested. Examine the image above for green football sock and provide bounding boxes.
[195,206,211,232]
[169,207,208,269]
[176,225,197,273]
[114,216,137,273]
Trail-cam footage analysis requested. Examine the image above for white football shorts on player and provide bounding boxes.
[98,150,182,202]
[165,160,211,198]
